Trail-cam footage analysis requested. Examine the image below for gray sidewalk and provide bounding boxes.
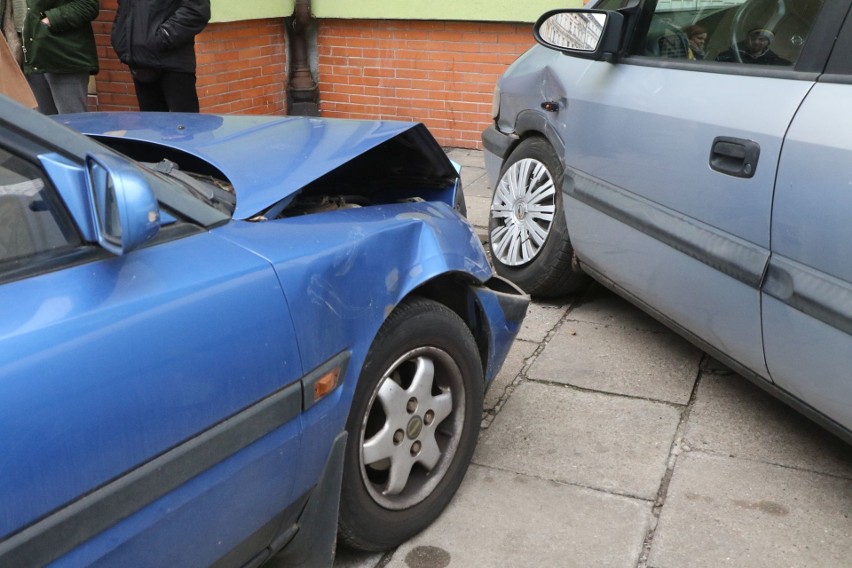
[335,149,852,568]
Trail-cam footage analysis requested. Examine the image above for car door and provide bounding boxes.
[559,0,837,378]
[0,126,305,567]
[763,9,852,435]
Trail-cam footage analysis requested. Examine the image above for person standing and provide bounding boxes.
[2,0,26,66]
[111,0,211,113]
[2,0,37,109]
[22,0,99,114]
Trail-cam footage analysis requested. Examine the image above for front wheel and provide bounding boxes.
[488,137,588,297]
[337,297,483,551]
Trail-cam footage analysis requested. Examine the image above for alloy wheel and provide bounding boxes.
[358,346,464,510]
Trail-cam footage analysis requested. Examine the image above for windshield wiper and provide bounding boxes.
[147,159,235,213]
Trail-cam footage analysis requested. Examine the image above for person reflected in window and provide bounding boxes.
[716,28,791,65]
[683,25,707,60]
[655,26,688,58]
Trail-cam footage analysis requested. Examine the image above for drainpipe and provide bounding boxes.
[287,0,319,116]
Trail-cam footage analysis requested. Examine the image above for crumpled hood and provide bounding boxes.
[59,113,457,220]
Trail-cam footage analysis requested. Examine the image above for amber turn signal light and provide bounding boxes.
[313,368,341,402]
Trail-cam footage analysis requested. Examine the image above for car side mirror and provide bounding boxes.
[86,153,160,256]
[534,9,625,62]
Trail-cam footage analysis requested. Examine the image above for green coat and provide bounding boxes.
[22,0,99,75]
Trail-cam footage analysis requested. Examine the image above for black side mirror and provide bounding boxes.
[534,9,625,62]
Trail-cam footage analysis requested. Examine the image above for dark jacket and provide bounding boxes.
[111,0,210,73]
[22,0,99,75]
[716,44,792,66]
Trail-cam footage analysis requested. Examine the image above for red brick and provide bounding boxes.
[92,13,527,148]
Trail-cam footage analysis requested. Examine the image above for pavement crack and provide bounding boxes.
[682,447,852,482]
[523,377,689,409]
[635,359,704,568]
[466,462,657,504]
[481,295,584,430]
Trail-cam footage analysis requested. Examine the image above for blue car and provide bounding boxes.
[484,0,851,443]
[0,96,527,567]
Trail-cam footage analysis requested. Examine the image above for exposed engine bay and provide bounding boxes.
[91,130,464,222]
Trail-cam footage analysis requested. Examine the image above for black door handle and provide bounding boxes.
[709,137,760,178]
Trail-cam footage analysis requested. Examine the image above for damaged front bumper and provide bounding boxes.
[472,275,529,386]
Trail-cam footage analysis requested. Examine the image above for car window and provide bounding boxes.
[0,148,80,267]
[595,0,634,9]
[633,0,825,67]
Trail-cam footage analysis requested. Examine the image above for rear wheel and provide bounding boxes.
[337,297,483,551]
[488,137,587,297]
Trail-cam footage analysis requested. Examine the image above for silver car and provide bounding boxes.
[483,0,851,442]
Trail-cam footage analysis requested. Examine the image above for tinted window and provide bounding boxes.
[634,0,825,67]
[595,0,635,9]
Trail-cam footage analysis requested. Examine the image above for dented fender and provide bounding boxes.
[212,200,493,378]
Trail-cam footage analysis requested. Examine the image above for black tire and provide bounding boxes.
[488,137,588,297]
[337,297,483,551]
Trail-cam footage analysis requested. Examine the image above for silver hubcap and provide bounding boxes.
[490,157,556,266]
[359,347,464,510]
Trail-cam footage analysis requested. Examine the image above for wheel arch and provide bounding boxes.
[403,273,491,389]
[512,110,566,164]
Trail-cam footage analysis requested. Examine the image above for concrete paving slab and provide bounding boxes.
[515,300,571,344]
[484,338,537,412]
[459,165,486,192]
[384,464,654,568]
[463,171,493,200]
[570,285,670,333]
[464,194,490,234]
[684,373,852,478]
[332,547,384,568]
[648,452,852,568]
[474,381,682,500]
[530,320,701,405]
[446,148,487,169]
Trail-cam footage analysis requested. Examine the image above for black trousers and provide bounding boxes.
[133,70,200,112]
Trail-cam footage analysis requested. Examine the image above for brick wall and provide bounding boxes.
[196,20,287,115]
[90,0,135,110]
[92,1,287,115]
[318,20,534,149]
[90,6,533,149]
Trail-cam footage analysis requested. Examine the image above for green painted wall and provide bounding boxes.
[311,1,580,22]
[211,0,583,24]
[211,1,294,22]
